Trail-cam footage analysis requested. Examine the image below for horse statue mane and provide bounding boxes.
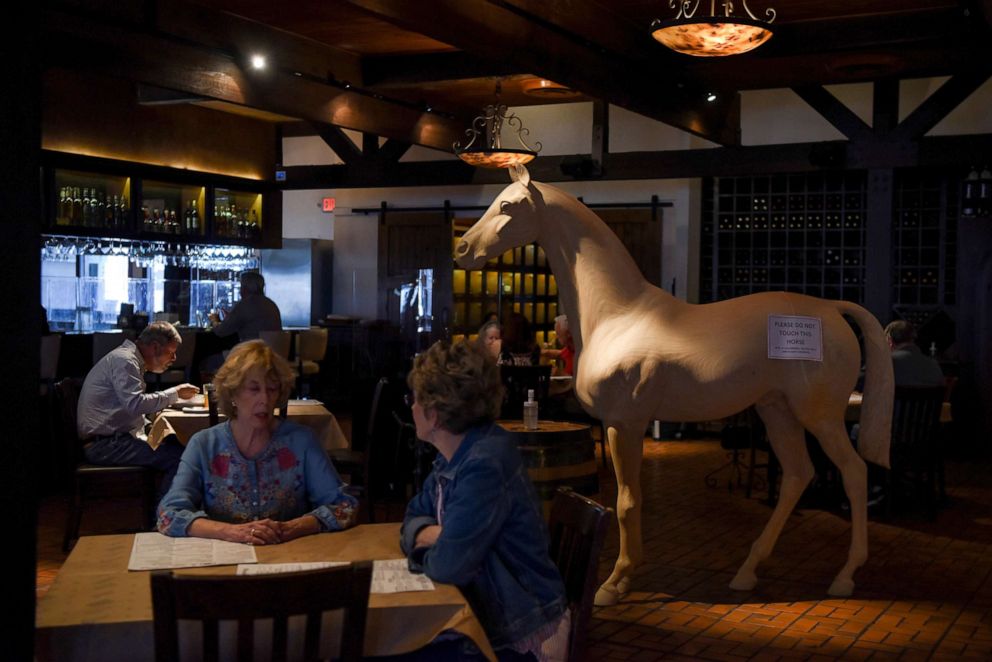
[456,166,894,604]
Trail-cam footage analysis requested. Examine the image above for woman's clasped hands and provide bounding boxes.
[230,519,282,546]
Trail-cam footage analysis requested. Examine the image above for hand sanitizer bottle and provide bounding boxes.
[523,389,539,430]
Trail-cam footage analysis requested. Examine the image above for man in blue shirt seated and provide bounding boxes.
[77,322,198,500]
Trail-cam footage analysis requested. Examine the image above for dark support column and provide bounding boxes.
[592,101,609,171]
[955,216,992,441]
[864,169,894,322]
[1,5,41,660]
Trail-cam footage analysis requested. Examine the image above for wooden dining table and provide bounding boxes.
[35,523,495,661]
[148,400,349,450]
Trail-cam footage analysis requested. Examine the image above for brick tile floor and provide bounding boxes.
[36,434,992,660]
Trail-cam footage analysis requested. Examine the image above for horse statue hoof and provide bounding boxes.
[594,583,623,606]
[729,571,757,591]
[827,578,855,597]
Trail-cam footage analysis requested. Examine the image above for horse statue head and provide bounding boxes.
[454,165,543,270]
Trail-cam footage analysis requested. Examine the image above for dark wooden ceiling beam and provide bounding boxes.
[894,70,992,141]
[791,86,871,141]
[277,134,992,189]
[363,52,517,87]
[44,8,467,152]
[312,123,363,163]
[341,0,741,146]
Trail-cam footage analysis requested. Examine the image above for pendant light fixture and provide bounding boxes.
[651,1,777,57]
[454,80,541,168]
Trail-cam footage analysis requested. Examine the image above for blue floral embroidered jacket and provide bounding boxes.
[157,421,357,535]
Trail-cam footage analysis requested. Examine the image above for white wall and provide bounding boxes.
[282,76,992,319]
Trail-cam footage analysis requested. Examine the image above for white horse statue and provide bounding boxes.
[455,167,894,605]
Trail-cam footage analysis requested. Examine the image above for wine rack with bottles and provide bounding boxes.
[701,173,867,304]
[893,170,957,307]
[44,152,275,246]
[450,217,558,345]
[54,170,132,232]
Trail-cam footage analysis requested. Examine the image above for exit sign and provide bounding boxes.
[322,197,336,212]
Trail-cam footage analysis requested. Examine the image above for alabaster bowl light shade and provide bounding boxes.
[651,17,773,56]
[456,149,537,169]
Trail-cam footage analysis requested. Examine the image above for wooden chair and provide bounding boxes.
[548,487,612,662]
[205,383,219,426]
[56,378,156,552]
[259,330,292,361]
[92,332,125,365]
[151,561,373,662]
[294,328,328,397]
[886,385,946,519]
[40,333,62,397]
[328,377,386,523]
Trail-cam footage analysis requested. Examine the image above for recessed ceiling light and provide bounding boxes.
[706,92,717,102]
[250,54,267,70]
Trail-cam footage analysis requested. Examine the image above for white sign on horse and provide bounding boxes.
[767,315,823,361]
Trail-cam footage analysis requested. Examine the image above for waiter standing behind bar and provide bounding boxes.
[77,322,198,500]
[209,272,282,342]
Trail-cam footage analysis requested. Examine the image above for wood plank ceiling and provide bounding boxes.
[45,0,992,150]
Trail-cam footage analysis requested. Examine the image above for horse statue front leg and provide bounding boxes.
[595,421,646,606]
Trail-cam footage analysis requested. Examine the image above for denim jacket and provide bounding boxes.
[400,422,567,649]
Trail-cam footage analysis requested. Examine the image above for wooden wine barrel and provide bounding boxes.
[497,420,599,518]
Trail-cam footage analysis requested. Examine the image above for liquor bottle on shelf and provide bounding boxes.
[71,187,82,225]
[58,187,71,225]
[249,209,259,240]
[168,209,179,234]
[153,208,163,233]
[119,195,129,229]
[962,167,979,217]
[979,166,992,217]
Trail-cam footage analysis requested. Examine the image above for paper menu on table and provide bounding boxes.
[234,559,435,594]
[371,559,435,593]
[237,561,348,575]
[127,532,257,571]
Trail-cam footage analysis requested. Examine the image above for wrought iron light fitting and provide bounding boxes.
[651,1,777,57]
[454,81,542,168]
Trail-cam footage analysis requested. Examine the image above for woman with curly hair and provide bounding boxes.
[400,340,568,661]
[157,340,357,545]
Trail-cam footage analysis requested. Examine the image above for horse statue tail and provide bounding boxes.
[838,302,895,468]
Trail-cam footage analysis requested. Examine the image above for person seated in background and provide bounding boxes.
[498,312,540,366]
[209,271,282,342]
[77,322,198,501]
[540,314,575,377]
[157,340,357,545]
[400,341,568,661]
[885,320,945,387]
[477,319,502,360]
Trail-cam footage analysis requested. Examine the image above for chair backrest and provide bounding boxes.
[40,333,62,382]
[55,378,86,473]
[259,330,291,360]
[172,330,197,370]
[205,383,219,426]
[151,562,373,662]
[547,487,612,662]
[296,328,328,363]
[891,385,945,451]
[92,332,125,365]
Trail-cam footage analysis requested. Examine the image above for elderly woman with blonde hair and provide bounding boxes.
[400,340,568,661]
[157,340,357,545]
